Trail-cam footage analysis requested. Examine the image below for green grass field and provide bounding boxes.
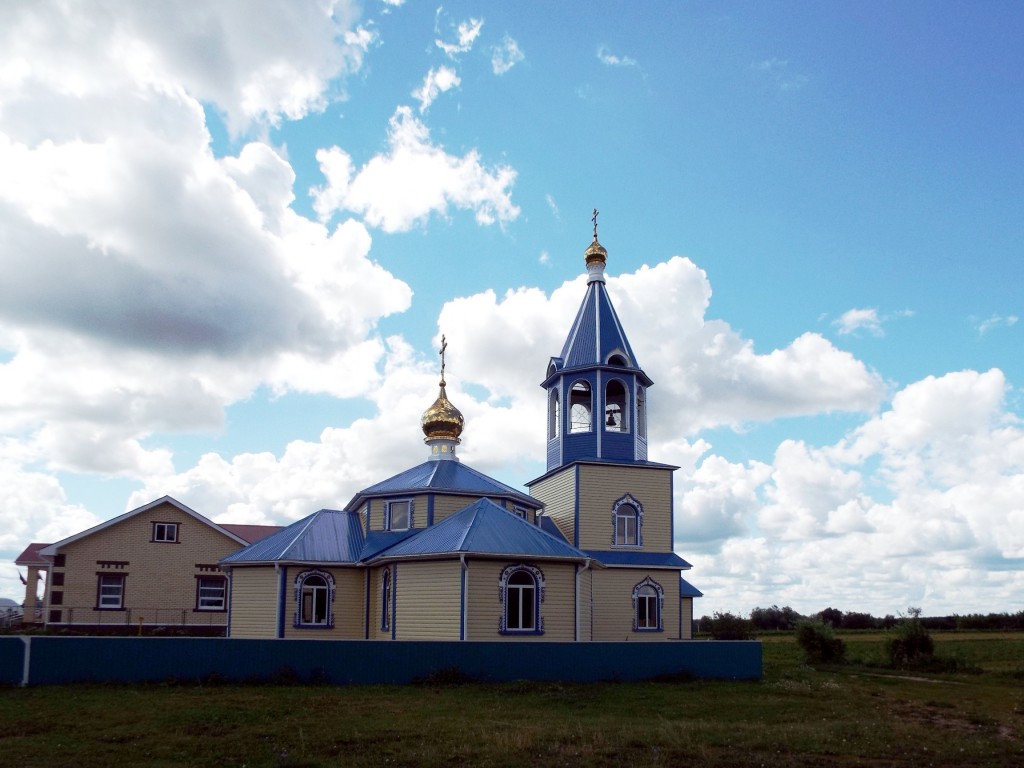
[1,632,1022,767]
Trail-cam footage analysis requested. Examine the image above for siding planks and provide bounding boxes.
[465,560,576,642]
[228,567,279,639]
[577,465,673,551]
[591,568,681,641]
[529,467,577,544]
[393,560,461,640]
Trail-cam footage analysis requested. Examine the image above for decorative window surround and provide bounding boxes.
[380,568,391,631]
[498,563,545,635]
[632,576,664,632]
[611,494,644,547]
[293,569,336,629]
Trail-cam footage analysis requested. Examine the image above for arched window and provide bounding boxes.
[498,564,545,634]
[294,570,335,628]
[380,568,391,632]
[548,389,560,440]
[633,577,664,632]
[637,387,647,439]
[605,379,628,432]
[612,494,644,547]
[569,381,592,433]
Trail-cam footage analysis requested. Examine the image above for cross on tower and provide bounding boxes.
[592,208,599,240]
[439,334,447,384]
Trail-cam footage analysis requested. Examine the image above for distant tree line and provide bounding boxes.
[697,605,1024,639]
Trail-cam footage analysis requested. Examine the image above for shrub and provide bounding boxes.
[796,620,846,664]
[707,611,754,640]
[886,607,935,668]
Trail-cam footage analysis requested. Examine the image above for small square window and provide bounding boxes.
[153,522,179,542]
[386,500,411,531]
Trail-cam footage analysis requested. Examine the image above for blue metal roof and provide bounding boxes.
[346,460,539,510]
[679,577,704,598]
[369,498,590,562]
[583,550,693,569]
[557,281,650,384]
[221,509,364,564]
[538,515,569,543]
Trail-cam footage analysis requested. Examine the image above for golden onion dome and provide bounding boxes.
[584,236,608,268]
[421,380,465,443]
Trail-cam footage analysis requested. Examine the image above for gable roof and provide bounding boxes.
[221,509,364,565]
[15,543,52,567]
[368,498,591,563]
[346,459,540,510]
[39,496,249,556]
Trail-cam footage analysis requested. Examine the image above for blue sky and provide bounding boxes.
[1,1,1021,616]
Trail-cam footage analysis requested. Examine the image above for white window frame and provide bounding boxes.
[498,564,545,635]
[196,576,226,611]
[611,494,644,547]
[632,577,664,632]
[152,522,179,543]
[294,570,336,629]
[97,574,125,610]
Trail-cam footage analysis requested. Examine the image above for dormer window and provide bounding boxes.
[152,522,178,543]
[569,381,592,433]
[386,500,412,531]
[607,353,629,367]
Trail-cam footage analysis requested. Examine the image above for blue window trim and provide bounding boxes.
[385,498,414,531]
[611,493,644,547]
[498,563,545,635]
[293,569,336,629]
[632,576,664,633]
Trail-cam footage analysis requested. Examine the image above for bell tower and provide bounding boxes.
[542,210,653,472]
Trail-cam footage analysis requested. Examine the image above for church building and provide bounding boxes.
[222,221,701,641]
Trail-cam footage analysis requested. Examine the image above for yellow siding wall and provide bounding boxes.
[430,494,474,525]
[394,560,462,640]
[465,560,577,642]
[46,501,241,628]
[591,568,681,641]
[529,467,577,544]
[680,597,694,640]
[283,567,364,639]
[228,567,280,639]
[578,465,673,552]
[577,566,594,641]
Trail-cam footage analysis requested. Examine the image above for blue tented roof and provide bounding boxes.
[369,498,590,562]
[221,509,364,564]
[583,550,693,569]
[557,280,651,385]
[347,460,539,510]
[679,577,704,598]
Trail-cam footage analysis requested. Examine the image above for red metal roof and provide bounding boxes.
[15,542,52,566]
[220,524,284,544]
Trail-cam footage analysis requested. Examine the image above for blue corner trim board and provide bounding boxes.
[277,566,287,639]
[391,564,397,640]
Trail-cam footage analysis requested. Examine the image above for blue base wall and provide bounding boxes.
[0,636,761,686]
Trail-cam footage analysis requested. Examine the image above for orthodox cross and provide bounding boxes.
[439,334,448,384]
[592,208,599,239]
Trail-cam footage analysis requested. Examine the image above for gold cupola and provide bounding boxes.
[421,335,464,460]
[584,207,607,282]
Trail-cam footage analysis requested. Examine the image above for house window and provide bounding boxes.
[633,577,664,632]
[605,379,628,432]
[97,574,125,609]
[568,381,592,433]
[380,569,391,631]
[152,522,178,542]
[612,494,644,547]
[548,389,560,439]
[498,564,545,634]
[196,577,226,611]
[294,570,335,628]
[511,506,529,520]
[386,500,412,531]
